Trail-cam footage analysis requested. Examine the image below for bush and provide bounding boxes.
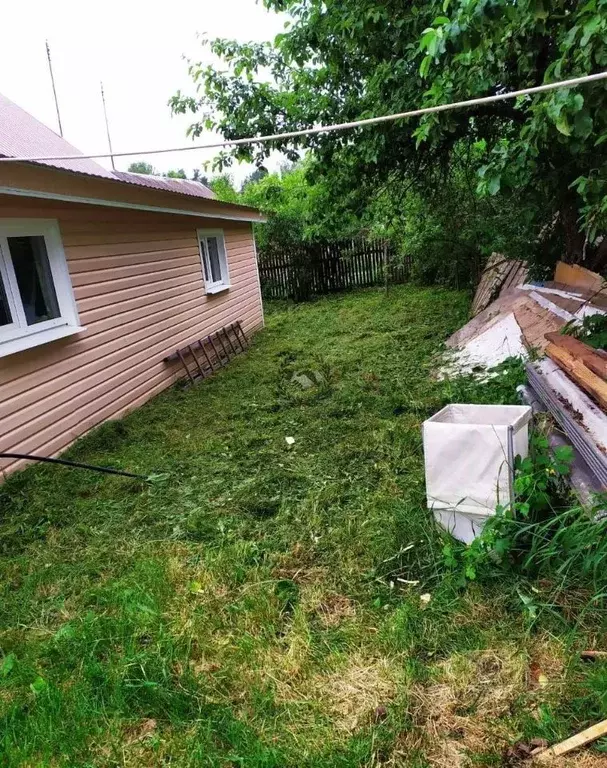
[444,429,607,605]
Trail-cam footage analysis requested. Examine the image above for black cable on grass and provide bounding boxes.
[0,453,148,480]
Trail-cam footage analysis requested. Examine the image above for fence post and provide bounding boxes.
[383,240,389,296]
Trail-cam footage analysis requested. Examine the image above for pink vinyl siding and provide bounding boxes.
[0,196,264,477]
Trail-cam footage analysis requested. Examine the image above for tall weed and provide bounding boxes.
[445,430,607,604]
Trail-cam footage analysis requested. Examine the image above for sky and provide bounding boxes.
[0,0,286,184]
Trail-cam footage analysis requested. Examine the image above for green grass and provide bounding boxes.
[1,285,607,767]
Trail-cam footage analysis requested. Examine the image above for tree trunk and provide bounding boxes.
[560,197,586,265]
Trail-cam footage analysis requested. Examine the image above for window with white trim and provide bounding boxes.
[0,219,82,358]
[197,229,230,294]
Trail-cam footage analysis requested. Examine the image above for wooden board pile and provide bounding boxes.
[444,261,607,494]
[471,252,529,316]
[444,262,606,376]
[527,358,607,489]
[544,333,607,409]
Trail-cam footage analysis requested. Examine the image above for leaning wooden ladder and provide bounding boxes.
[164,321,249,385]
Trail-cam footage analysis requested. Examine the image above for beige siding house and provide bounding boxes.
[0,95,265,477]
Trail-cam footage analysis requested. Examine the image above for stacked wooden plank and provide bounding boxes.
[526,328,607,491]
[443,284,570,376]
[471,253,528,316]
[446,257,607,491]
[554,261,606,295]
[544,333,607,410]
[526,359,607,488]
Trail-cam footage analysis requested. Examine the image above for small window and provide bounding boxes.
[197,229,230,294]
[0,220,81,357]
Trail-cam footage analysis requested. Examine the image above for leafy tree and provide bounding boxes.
[366,143,543,287]
[171,0,607,271]
[208,174,240,203]
[241,166,269,192]
[192,168,210,185]
[164,168,187,179]
[240,161,360,249]
[126,163,211,184]
[127,161,156,175]
[200,162,360,250]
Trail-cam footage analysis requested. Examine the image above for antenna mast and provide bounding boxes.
[45,41,63,137]
[100,82,116,170]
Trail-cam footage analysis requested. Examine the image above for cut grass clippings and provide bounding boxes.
[1,285,607,767]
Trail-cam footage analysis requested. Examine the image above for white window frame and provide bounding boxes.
[197,228,230,294]
[0,219,83,358]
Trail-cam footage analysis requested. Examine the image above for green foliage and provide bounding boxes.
[165,168,187,179]
[171,0,607,271]
[208,173,240,203]
[206,162,361,251]
[366,143,539,287]
[240,161,360,249]
[442,432,572,586]
[563,313,607,349]
[445,426,607,612]
[241,166,269,191]
[127,161,156,175]
[512,435,573,515]
[191,168,209,185]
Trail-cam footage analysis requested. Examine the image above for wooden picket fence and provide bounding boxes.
[258,239,411,301]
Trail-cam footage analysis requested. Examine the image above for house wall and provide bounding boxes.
[0,196,264,477]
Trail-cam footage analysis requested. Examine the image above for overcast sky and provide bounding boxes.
[0,0,286,184]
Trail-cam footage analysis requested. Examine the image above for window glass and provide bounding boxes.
[206,237,223,283]
[201,246,210,282]
[0,277,12,326]
[8,236,60,325]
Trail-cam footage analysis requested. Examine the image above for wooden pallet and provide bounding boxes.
[164,321,249,385]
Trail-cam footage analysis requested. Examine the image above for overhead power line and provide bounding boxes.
[1,71,606,164]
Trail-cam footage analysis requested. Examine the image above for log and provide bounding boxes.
[545,343,607,411]
[545,332,607,381]
[534,718,607,761]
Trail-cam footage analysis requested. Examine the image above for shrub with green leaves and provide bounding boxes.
[173,0,607,273]
[563,313,607,350]
[444,429,607,604]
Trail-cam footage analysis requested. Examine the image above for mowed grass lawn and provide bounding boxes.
[1,285,607,768]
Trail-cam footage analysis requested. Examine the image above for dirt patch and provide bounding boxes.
[318,655,398,732]
[313,593,356,627]
[408,647,527,768]
[526,634,567,692]
[266,650,400,733]
[273,565,329,586]
[123,718,157,746]
[272,542,330,586]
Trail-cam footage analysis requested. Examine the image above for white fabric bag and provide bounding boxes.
[423,404,532,543]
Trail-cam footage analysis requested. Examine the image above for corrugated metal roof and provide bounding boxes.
[0,93,217,200]
[112,171,215,199]
[0,93,117,178]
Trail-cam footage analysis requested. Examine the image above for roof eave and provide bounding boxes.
[0,162,266,223]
